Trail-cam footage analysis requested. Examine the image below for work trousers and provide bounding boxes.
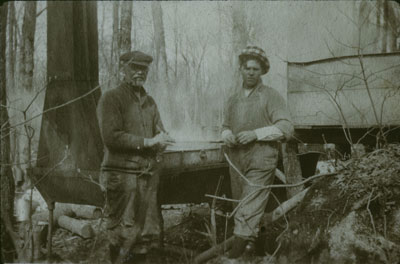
[227,142,278,239]
[101,169,163,255]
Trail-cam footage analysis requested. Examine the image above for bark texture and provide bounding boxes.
[1,3,16,262]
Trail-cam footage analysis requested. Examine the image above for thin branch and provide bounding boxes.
[24,83,48,113]
[2,83,102,133]
[225,153,337,189]
[0,104,21,111]
[33,147,69,186]
[36,7,47,17]
[325,27,359,49]
[1,155,47,166]
[336,7,359,28]
[357,50,385,141]
[356,127,378,145]
[205,194,240,203]
[223,153,255,186]
[323,38,359,66]
[367,189,377,236]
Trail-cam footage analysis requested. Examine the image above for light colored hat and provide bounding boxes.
[239,46,270,75]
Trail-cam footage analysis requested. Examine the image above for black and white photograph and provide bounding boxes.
[1,1,399,263]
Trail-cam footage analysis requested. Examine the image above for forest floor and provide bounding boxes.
[13,144,400,264]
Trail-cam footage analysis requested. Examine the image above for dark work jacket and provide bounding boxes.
[97,83,164,173]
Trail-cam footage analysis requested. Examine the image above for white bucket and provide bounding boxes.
[16,194,31,222]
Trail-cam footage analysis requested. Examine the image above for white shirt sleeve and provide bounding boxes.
[254,125,284,141]
[221,129,233,139]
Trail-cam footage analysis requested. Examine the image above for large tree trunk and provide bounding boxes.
[119,1,132,54]
[15,2,37,188]
[382,0,388,52]
[387,1,398,52]
[108,1,120,91]
[151,2,172,125]
[376,0,382,52]
[36,1,103,206]
[231,2,248,93]
[7,1,21,183]
[19,1,37,92]
[7,1,16,91]
[1,3,16,262]
[151,1,169,82]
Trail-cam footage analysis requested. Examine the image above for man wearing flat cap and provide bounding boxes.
[97,50,174,262]
[221,46,294,258]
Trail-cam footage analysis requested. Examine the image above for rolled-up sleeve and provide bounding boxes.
[97,92,145,151]
[222,97,233,133]
[266,90,294,140]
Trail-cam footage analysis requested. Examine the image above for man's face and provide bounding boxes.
[122,63,149,87]
[240,59,262,89]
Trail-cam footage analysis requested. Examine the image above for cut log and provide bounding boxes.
[31,203,102,225]
[32,204,75,226]
[70,204,102,219]
[194,187,311,263]
[193,236,234,264]
[58,215,93,238]
[262,187,310,225]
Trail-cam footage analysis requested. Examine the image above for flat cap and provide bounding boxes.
[239,46,270,75]
[120,51,153,67]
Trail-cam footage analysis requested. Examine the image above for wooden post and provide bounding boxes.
[282,141,304,198]
[46,201,55,262]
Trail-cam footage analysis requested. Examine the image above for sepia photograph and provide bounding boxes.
[1,1,399,263]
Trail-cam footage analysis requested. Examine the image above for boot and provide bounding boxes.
[109,244,120,263]
[242,241,256,261]
[227,236,248,259]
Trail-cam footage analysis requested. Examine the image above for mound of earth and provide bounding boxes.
[277,144,400,264]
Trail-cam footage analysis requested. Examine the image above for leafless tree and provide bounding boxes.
[19,2,37,92]
[1,3,17,262]
[151,1,169,82]
[231,2,249,93]
[119,1,133,54]
[108,1,120,91]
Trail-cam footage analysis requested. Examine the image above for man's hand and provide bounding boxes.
[222,130,237,147]
[147,132,175,148]
[236,131,257,145]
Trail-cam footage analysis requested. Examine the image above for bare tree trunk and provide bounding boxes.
[15,2,37,189]
[151,1,169,82]
[8,1,16,91]
[382,0,388,52]
[231,2,248,92]
[151,1,171,126]
[387,2,398,51]
[37,1,102,173]
[172,3,179,81]
[19,1,37,92]
[376,0,382,51]
[7,1,20,177]
[109,1,120,90]
[1,3,17,262]
[119,1,132,54]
